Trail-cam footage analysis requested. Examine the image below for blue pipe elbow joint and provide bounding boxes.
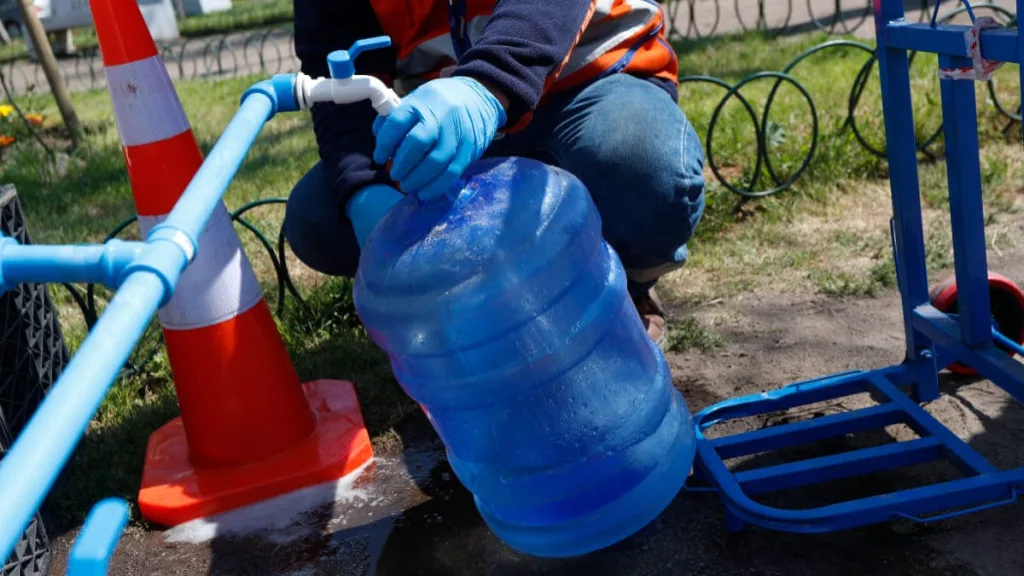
[242,74,299,114]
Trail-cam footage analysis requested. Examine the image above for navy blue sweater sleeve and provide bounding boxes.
[452,0,596,129]
[294,0,397,211]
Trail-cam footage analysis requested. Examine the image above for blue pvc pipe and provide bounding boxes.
[155,92,275,248]
[67,498,130,576]
[0,90,276,563]
[0,239,144,292]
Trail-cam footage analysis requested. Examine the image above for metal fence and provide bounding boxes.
[1,26,298,96]
[665,0,944,39]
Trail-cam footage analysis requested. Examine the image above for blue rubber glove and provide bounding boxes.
[345,184,404,248]
[372,76,507,202]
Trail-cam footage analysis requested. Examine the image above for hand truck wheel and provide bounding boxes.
[928,272,1024,375]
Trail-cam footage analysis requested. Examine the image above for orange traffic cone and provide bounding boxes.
[89,0,373,525]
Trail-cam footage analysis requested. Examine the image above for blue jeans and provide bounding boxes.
[284,74,706,292]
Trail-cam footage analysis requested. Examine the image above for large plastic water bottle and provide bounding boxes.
[353,157,696,557]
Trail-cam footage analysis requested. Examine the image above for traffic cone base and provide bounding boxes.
[138,380,373,526]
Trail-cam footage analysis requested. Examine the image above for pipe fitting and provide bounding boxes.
[293,73,401,115]
[99,239,146,289]
[147,224,197,264]
[0,237,145,291]
[242,75,300,115]
[121,241,189,309]
[126,224,197,308]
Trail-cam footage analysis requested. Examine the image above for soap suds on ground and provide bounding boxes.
[163,460,373,545]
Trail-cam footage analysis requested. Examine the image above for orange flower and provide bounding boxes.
[0,135,14,146]
[25,113,43,125]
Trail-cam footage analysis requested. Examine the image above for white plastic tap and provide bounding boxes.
[293,72,401,116]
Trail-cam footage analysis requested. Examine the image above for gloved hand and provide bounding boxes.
[346,184,404,248]
[372,76,507,202]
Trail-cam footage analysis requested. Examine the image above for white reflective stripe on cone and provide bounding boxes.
[139,204,264,330]
[105,55,191,147]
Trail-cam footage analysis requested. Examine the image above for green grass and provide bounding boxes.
[178,0,292,37]
[6,75,317,244]
[666,317,725,353]
[4,30,1024,530]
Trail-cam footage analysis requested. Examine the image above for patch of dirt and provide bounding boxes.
[46,252,1024,576]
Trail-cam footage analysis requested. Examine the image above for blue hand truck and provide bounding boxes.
[690,0,1024,533]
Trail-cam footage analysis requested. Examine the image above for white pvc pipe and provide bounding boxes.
[294,73,401,116]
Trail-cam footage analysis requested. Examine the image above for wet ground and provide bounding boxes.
[52,410,987,576]
[47,250,1024,575]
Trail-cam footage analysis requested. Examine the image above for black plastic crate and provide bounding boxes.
[0,185,68,576]
[0,422,51,576]
[0,185,70,436]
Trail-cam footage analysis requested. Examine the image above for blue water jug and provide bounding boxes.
[353,157,696,557]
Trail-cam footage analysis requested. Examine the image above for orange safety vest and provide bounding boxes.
[368,0,678,100]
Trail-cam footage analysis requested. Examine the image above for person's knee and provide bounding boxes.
[619,137,705,282]
[568,77,706,271]
[284,161,361,277]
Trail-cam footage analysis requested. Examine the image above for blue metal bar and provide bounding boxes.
[697,433,1024,530]
[893,486,1020,523]
[711,404,906,459]
[938,54,993,347]
[884,24,1019,63]
[868,372,998,475]
[695,370,880,430]
[913,305,1024,402]
[0,90,278,563]
[67,498,129,576]
[875,0,939,402]
[0,239,144,291]
[734,437,943,495]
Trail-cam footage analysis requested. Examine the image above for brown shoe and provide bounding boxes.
[632,287,667,350]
